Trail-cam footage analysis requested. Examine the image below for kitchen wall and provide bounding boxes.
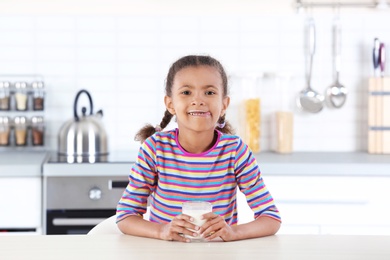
[0,0,389,153]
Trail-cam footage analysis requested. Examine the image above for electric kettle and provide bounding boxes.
[58,89,108,161]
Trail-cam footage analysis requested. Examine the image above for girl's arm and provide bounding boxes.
[117,215,162,239]
[200,213,280,241]
[117,214,199,242]
[230,216,281,240]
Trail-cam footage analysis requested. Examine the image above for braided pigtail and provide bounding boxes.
[134,110,173,143]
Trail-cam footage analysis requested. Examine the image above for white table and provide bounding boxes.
[0,234,389,260]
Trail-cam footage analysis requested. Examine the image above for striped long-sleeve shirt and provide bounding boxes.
[116,128,281,225]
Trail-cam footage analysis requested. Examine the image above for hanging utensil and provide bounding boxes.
[373,38,381,77]
[296,17,324,113]
[379,42,386,77]
[325,16,347,108]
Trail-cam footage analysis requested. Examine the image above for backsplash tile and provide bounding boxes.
[0,12,389,153]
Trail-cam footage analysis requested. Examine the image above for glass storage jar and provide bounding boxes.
[265,73,294,154]
[0,81,11,111]
[31,116,44,146]
[244,98,261,153]
[236,74,262,153]
[0,116,11,146]
[31,81,45,111]
[14,82,29,111]
[14,116,28,146]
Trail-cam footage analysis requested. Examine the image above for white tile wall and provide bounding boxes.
[0,12,389,153]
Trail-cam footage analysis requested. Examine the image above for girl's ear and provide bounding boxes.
[164,96,175,115]
[221,96,230,116]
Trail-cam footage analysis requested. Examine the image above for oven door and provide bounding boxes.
[44,176,128,235]
[46,209,116,235]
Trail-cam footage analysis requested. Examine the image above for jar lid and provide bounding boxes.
[14,116,27,124]
[31,116,44,124]
[32,81,44,89]
[0,116,10,124]
[15,82,28,89]
[0,82,10,88]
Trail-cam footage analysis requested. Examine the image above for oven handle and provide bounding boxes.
[52,218,107,226]
[108,180,128,189]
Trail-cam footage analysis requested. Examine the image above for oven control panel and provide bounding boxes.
[44,176,128,210]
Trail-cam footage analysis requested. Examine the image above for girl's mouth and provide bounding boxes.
[187,111,211,116]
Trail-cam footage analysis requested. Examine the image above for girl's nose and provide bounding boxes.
[191,93,205,106]
[191,99,205,106]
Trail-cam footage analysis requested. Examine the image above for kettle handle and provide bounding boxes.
[74,89,93,121]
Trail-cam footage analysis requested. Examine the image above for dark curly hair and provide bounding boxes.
[135,55,235,143]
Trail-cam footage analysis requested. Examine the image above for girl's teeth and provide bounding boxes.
[189,112,208,116]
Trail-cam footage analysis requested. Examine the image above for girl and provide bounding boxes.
[116,55,281,242]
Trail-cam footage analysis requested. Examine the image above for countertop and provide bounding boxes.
[1,151,390,177]
[256,152,390,176]
[0,234,389,260]
[0,151,48,177]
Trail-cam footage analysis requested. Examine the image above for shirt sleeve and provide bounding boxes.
[116,137,157,223]
[234,138,281,222]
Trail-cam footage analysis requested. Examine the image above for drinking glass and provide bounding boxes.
[182,201,212,241]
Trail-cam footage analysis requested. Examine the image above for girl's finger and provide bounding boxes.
[171,232,191,243]
[201,212,217,220]
[203,230,220,241]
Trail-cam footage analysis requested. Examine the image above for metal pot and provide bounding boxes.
[58,89,108,161]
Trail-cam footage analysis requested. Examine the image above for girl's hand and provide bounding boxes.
[200,212,237,242]
[159,214,200,242]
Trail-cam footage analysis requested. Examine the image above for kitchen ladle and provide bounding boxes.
[326,16,347,108]
[297,17,325,113]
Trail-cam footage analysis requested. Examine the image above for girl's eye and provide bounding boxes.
[181,90,191,95]
[206,91,216,95]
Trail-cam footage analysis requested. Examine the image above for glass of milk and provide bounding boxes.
[182,201,212,241]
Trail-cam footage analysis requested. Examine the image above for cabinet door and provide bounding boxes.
[262,175,390,235]
[0,177,41,232]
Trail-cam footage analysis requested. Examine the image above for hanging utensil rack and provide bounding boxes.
[296,0,389,11]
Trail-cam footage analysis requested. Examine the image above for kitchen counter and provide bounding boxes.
[42,151,138,177]
[1,151,390,177]
[0,234,389,260]
[43,151,390,177]
[256,152,390,176]
[0,151,48,177]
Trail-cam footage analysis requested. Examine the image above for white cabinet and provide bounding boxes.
[263,175,390,235]
[0,177,42,235]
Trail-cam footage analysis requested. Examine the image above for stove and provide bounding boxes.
[47,151,138,164]
[43,151,137,235]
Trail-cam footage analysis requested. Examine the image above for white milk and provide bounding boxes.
[182,201,212,241]
[182,209,209,227]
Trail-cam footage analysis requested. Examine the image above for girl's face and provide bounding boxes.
[165,65,230,133]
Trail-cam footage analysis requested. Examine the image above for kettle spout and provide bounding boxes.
[96,109,103,118]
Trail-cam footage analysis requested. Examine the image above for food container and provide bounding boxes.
[273,111,294,153]
[244,98,261,153]
[0,81,11,111]
[267,73,294,154]
[14,82,29,111]
[235,74,262,153]
[31,116,44,146]
[14,116,28,146]
[31,81,45,111]
[368,76,390,154]
[0,116,11,146]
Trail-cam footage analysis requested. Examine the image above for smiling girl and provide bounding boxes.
[116,55,281,242]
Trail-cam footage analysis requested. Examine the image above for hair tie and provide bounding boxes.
[155,125,162,132]
[216,121,226,129]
